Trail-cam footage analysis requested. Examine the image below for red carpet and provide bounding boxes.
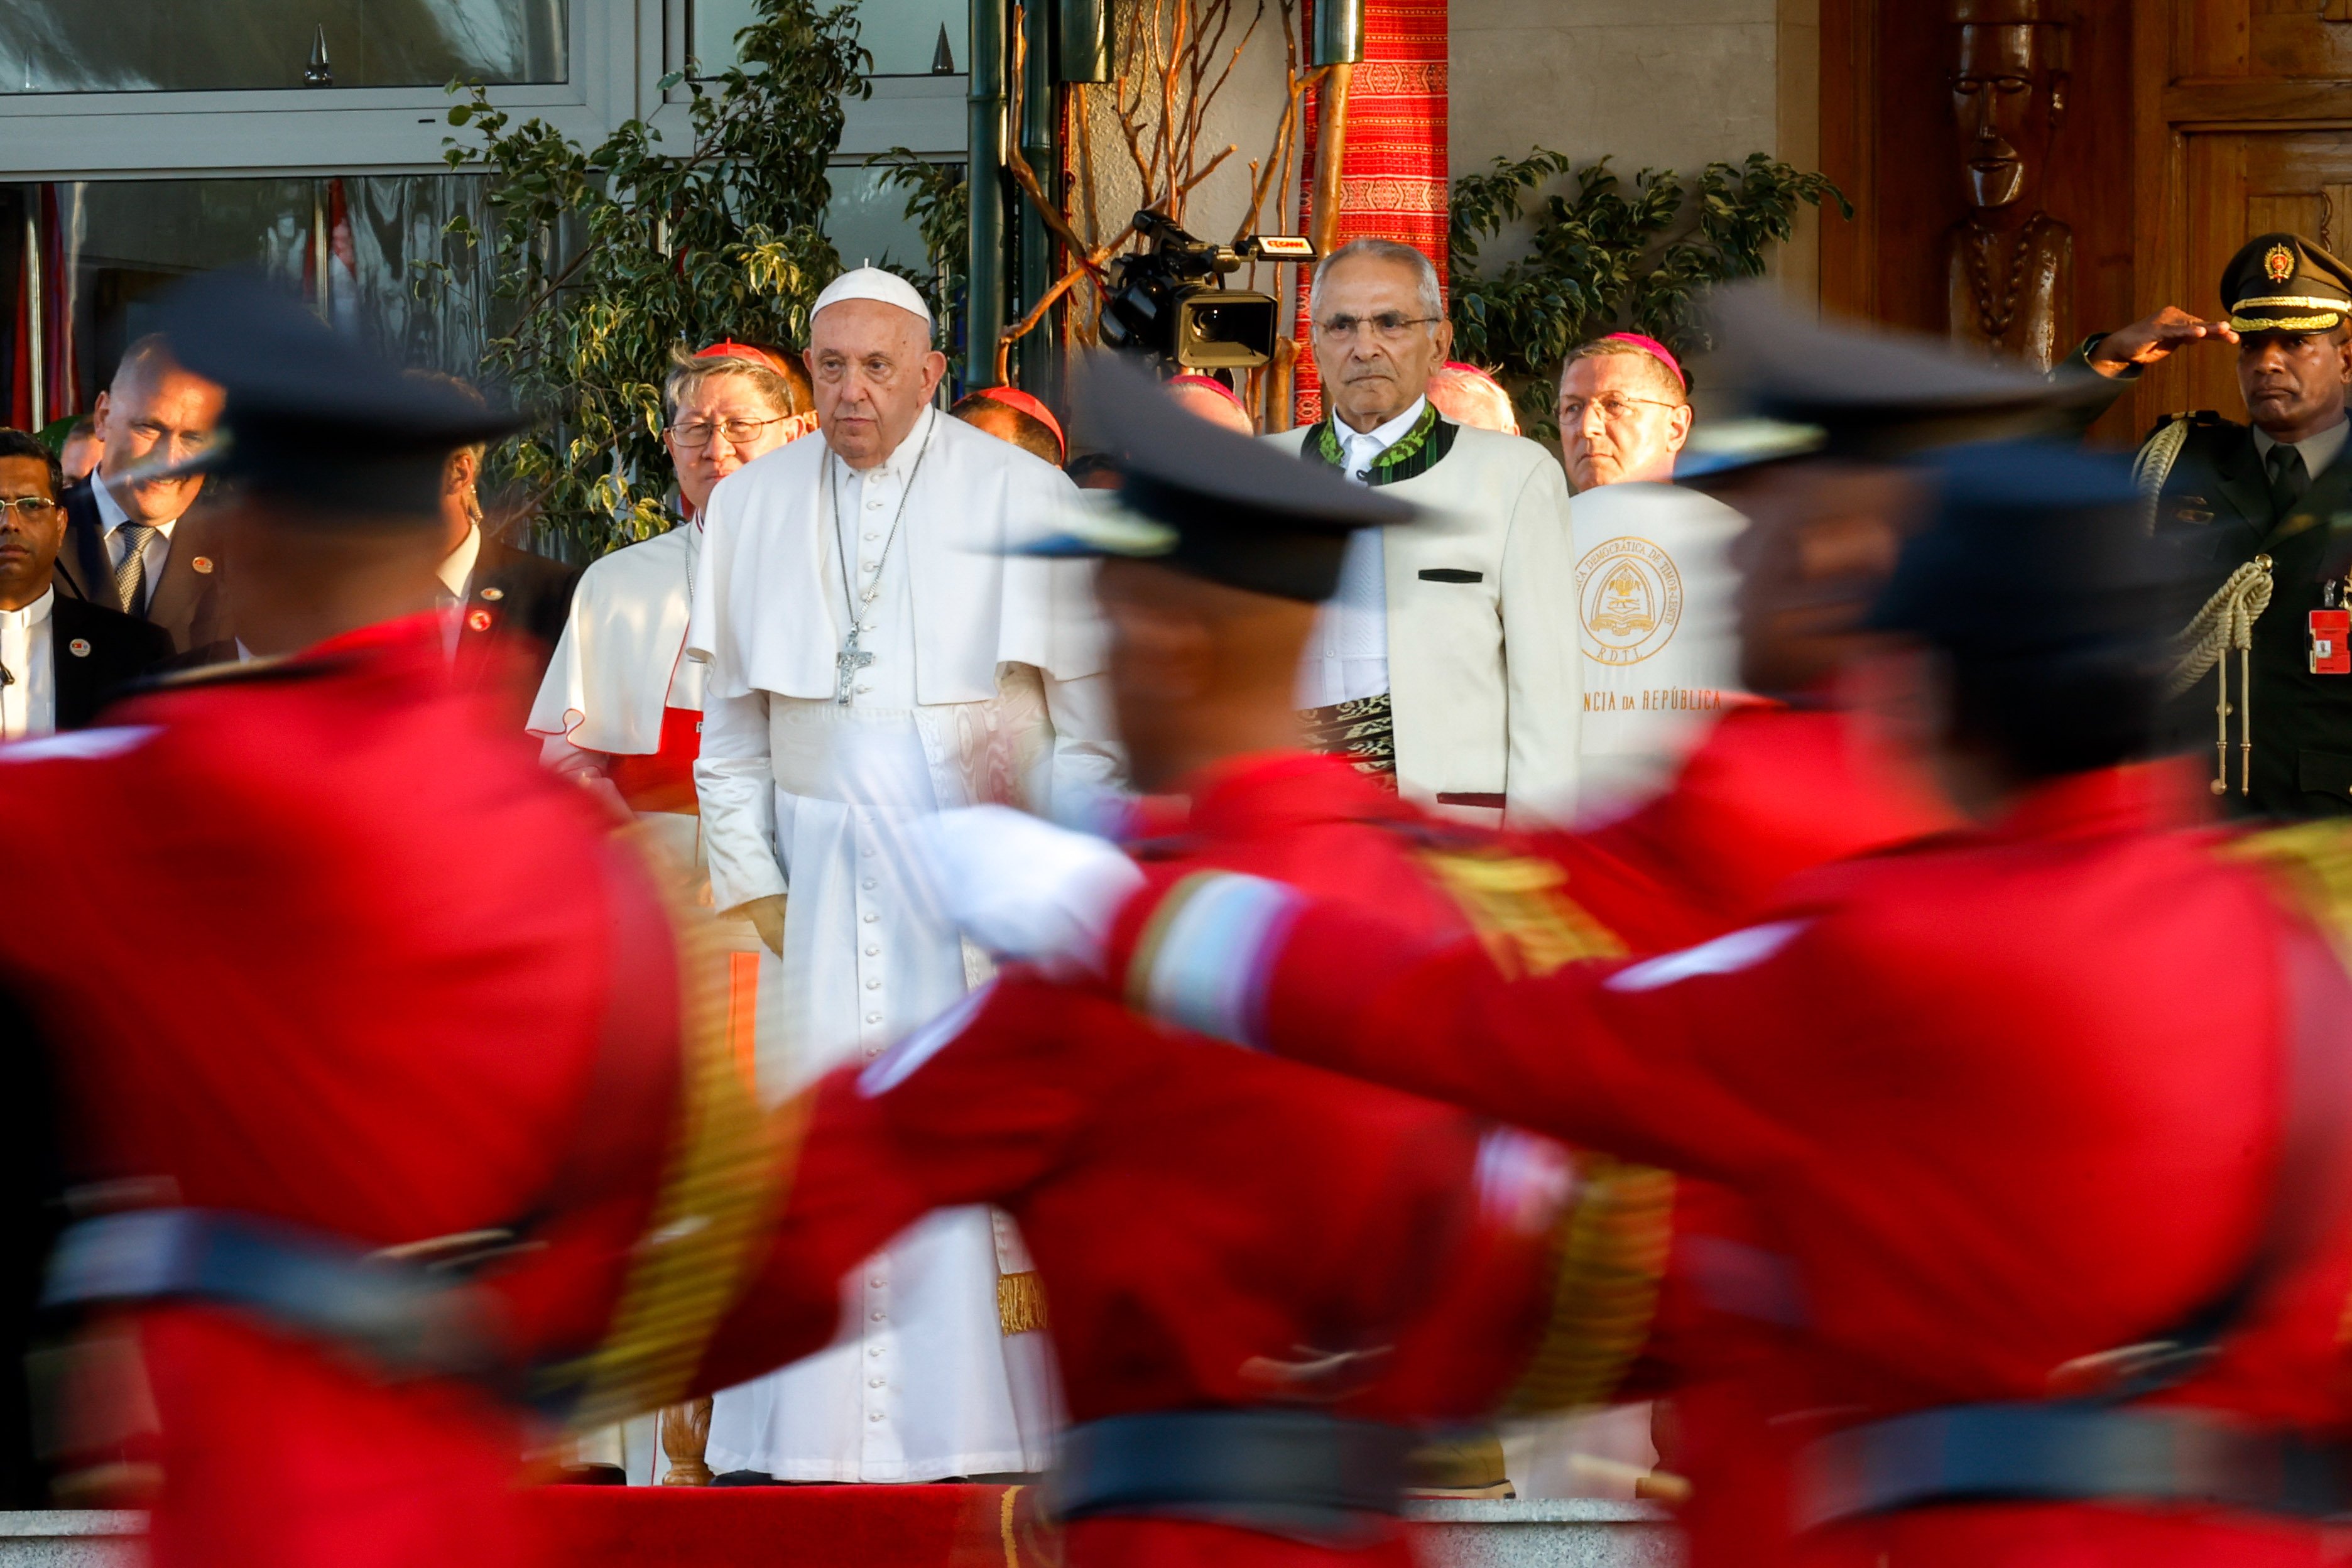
[530,1484,1062,1568]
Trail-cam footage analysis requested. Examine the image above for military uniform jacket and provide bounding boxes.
[0,614,700,1568]
[696,753,1574,1567]
[2140,410,2352,816]
[1115,763,2352,1565]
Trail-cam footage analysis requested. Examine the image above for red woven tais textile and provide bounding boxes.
[1293,0,1450,426]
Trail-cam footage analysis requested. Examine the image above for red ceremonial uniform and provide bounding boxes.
[0,616,691,1568]
[1528,704,1957,1568]
[1114,760,2352,1565]
[698,751,1576,1568]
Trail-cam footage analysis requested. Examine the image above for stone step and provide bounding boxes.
[0,1501,1684,1567]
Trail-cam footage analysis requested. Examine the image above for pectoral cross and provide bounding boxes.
[835,624,874,705]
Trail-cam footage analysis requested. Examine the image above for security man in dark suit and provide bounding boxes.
[2077,232,2352,816]
[0,428,171,736]
[49,335,233,663]
[413,372,581,706]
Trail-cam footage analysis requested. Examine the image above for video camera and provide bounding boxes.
[1097,210,1315,371]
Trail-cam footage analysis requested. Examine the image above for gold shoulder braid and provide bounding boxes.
[537,824,803,1433]
[1412,844,1678,1415]
[1503,1155,1679,1415]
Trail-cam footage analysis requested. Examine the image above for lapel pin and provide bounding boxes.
[191,555,215,574]
[68,638,90,658]
[479,585,504,601]
[466,608,494,633]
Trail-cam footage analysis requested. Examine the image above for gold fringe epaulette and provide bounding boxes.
[998,1270,1049,1335]
[1412,844,1672,1413]
[1415,845,1627,977]
[1503,1154,1677,1415]
[538,824,800,1432]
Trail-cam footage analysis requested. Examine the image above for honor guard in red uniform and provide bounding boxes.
[684,361,1649,1566]
[1046,442,2352,1565]
[0,275,780,1568]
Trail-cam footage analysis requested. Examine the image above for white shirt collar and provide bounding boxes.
[1334,396,1430,474]
[92,470,177,540]
[2253,416,2351,480]
[831,405,939,482]
[438,523,484,599]
[0,588,53,629]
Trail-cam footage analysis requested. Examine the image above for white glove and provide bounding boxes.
[916,803,1145,978]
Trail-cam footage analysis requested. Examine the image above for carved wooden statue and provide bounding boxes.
[1944,0,2072,369]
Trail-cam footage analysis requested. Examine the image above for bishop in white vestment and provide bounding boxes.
[687,270,1115,1481]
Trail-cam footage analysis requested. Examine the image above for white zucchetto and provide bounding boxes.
[811,266,935,329]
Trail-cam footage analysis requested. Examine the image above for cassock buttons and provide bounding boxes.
[479,585,504,601]
[190,555,215,574]
[67,638,90,658]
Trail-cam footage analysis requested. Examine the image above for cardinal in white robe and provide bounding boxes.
[687,268,1117,1482]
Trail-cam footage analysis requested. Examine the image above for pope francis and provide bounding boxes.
[687,268,1117,1481]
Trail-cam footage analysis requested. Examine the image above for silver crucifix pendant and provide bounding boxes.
[835,625,876,705]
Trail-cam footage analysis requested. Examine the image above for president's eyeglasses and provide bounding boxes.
[0,496,60,520]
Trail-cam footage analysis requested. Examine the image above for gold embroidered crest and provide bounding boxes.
[2266,242,2297,283]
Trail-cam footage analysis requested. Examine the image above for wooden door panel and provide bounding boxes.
[2254,0,2352,80]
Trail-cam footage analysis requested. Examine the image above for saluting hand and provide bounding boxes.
[2085,306,2240,378]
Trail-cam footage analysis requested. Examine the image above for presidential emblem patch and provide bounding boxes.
[1575,536,1684,665]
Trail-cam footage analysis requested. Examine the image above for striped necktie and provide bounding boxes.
[113,523,156,615]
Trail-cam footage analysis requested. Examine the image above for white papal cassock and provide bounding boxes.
[687,403,1116,1481]
[1569,479,1748,812]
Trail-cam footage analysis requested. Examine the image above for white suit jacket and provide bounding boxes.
[1267,419,1581,822]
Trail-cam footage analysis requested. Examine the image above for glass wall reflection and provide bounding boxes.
[0,0,565,93]
[1,176,495,432]
[692,0,960,77]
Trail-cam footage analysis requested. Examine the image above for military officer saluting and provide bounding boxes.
[2079,232,2352,814]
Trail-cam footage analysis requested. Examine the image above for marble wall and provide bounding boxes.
[1449,0,1822,304]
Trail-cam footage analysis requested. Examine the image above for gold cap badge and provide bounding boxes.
[2267,242,2296,283]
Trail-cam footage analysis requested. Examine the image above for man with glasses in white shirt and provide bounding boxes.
[1271,238,1580,824]
[0,428,170,739]
[52,335,231,662]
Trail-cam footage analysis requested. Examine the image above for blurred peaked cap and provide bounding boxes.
[152,269,523,516]
[1868,440,2195,656]
[1032,352,1416,602]
[1680,283,2113,478]
[2219,232,2352,334]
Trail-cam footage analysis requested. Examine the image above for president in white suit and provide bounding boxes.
[1272,239,1580,822]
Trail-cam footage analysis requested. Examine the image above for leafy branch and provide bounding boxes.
[1449,150,1850,438]
[427,0,868,559]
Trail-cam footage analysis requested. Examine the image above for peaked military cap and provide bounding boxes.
[151,269,523,520]
[1680,283,2113,478]
[1029,352,1416,602]
[1870,441,2172,655]
[2219,232,2352,335]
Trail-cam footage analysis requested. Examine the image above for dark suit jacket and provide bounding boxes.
[50,476,232,662]
[453,535,582,706]
[2140,410,2352,818]
[50,594,174,731]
